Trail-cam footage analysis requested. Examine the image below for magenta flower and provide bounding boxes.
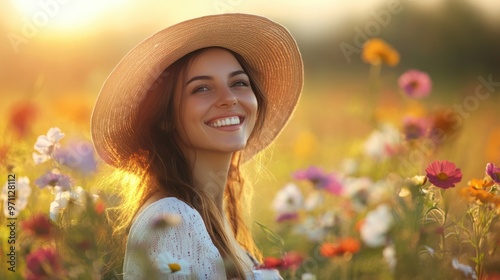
[402,116,430,140]
[486,163,500,184]
[398,69,432,98]
[425,160,463,189]
[25,247,64,280]
[293,166,343,195]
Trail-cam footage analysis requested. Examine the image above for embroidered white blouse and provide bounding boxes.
[123,197,282,280]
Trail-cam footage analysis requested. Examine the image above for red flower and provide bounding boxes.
[25,247,64,280]
[94,199,106,215]
[261,256,283,269]
[9,101,38,138]
[282,251,303,270]
[320,242,342,257]
[21,214,54,238]
[425,160,463,189]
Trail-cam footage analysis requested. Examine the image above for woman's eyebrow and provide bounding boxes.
[185,70,247,86]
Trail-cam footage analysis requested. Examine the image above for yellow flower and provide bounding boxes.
[362,38,400,66]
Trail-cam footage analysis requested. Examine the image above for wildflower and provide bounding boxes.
[272,183,303,221]
[34,169,72,190]
[293,166,343,195]
[53,139,97,174]
[261,256,283,269]
[49,186,86,221]
[486,162,500,184]
[276,212,299,223]
[21,213,54,238]
[363,124,401,160]
[425,160,463,189]
[451,258,477,280]
[398,70,432,98]
[360,204,393,247]
[33,127,65,164]
[1,176,32,218]
[383,245,396,272]
[294,216,326,241]
[320,237,361,257]
[155,251,191,275]
[301,273,317,280]
[25,247,64,280]
[429,110,461,143]
[402,116,430,140]
[8,100,38,138]
[282,251,303,270]
[362,38,400,66]
[304,190,323,211]
[151,213,182,229]
[468,177,494,190]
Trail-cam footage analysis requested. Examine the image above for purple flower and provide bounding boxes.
[402,116,430,140]
[398,69,432,98]
[293,166,343,195]
[35,169,72,191]
[486,162,500,184]
[53,139,97,174]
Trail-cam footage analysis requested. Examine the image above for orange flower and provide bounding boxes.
[460,185,497,205]
[468,178,494,190]
[362,38,400,66]
[8,101,38,138]
[320,237,361,257]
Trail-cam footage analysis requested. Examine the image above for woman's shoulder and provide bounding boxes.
[129,197,203,235]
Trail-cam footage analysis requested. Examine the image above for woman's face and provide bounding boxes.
[173,48,258,156]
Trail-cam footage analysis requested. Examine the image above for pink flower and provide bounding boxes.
[398,70,432,98]
[293,166,343,195]
[25,247,64,280]
[20,213,54,238]
[425,160,463,189]
[402,116,430,140]
[486,162,500,184]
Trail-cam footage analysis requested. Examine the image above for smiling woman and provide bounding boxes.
[90,13,303,279]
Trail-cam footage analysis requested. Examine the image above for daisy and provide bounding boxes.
[155,251,191,275]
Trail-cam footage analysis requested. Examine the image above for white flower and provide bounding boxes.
[33,127,65,164]
[360,204,393,247]
[383,245,396,272]
[272,183,303,215]
[156,251,191,275]
[301,273,316,280]
[452,258,477,279]
[294,216,325,242]
[363,124,401,160]
[304,190,323,211]
[49,186,86,221]
[1,176,32,218]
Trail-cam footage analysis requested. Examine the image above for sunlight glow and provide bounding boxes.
[12,0,126,30]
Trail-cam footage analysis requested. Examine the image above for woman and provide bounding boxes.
[91,13,303,279]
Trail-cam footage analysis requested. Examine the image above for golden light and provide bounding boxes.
[11,0,127,31]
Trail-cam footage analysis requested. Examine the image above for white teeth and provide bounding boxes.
[208,116,241,127]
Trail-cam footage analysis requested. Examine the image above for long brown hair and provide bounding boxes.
[103,47,267,279]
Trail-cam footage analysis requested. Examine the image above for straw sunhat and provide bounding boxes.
[91,13,303,168]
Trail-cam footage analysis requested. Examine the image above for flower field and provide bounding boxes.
[2,1,500,279]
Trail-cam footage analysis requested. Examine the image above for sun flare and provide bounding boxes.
[11,0,126,31]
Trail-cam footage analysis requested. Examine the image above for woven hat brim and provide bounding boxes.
[91,13,303,168]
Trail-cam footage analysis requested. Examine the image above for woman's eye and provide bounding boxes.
[232,80,250,87]
[192,85,210,93]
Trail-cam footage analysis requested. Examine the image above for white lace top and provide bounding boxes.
[123,197,282,280]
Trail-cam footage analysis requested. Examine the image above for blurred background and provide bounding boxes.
[2,0,500,245]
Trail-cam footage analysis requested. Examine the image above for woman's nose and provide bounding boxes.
[217,86,237,107]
